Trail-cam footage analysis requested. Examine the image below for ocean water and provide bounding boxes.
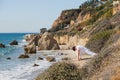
[0,33,60,80]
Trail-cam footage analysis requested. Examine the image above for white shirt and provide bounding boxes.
[76,45,96,56]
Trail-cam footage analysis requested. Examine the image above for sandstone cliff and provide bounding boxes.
[50,9,80,32]
[76,9,93,24]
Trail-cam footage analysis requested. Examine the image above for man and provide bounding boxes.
[72,45,96,61]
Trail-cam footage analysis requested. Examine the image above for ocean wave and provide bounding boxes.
[0,60,52,80]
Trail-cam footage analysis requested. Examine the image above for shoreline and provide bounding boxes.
[34,49,93,80]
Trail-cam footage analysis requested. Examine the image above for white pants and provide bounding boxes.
[80,47,96,56]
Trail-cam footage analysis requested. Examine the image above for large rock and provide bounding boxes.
[18,54,29,58]
[0,43,5,48]
[33,64,39,67]
[24,44,36,54]
[10,40,18,45]
[46,57,55,62]
[38,32,60,50]
[38,57,43,60]
[28,34,41,46]
[6,57,11,60]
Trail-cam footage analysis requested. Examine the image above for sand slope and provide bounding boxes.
[59,50,94,68]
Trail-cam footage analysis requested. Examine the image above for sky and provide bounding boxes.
[0,0,87,33]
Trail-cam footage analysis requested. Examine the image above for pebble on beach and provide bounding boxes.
[38,57,43,60]
[18,54,29,59]
[33,64,39,67]
[46,57,55,62]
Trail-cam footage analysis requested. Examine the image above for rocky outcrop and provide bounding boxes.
[46,57,55,62]
[10,40,18,45]
[24,44,36,54]
[28,34,41,46]
[76,9,93,24]
[0,43,5,48]
[18,54,29,58]
[50,9,80,32]
[6,57,11,60]
[38,32,60,50]
[54,35,89,49]
[24,34,36,42]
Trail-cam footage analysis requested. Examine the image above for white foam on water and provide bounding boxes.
[0,59,53,80]
[18,39,28,47]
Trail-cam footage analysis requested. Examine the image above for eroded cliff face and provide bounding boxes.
[50,8,93,32]
[76,9,93,24]
[50,9,80,31]
[54,35,89,49]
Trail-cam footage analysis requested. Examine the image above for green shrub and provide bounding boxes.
[36,62,81,80]
[68,31,77,36]
[92,30,112,41]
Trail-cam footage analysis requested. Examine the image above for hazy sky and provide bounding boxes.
[0,0,87,33]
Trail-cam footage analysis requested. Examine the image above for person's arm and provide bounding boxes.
[77,50,81,61]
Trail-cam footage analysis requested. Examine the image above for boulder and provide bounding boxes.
[0,43,5,48]
[33,64,39,67]
[38,57,43,60]
[18,54,29,58]
[10,40,18,45]
[46,57,55,62]
[24,44,36,54]
[28,35,41,46]
[38,32,60,50]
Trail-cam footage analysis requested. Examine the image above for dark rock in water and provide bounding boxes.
[10,40,18,45]
[24,44,36,54]
[0,43,5,48]
[18,54,29,59]
[38,57,43,60]
[6,57,11,60]
[46,57,55,62]
[33,64,39,67]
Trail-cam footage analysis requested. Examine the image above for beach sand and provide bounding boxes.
[58,50,93,68]
[31,49,94,80]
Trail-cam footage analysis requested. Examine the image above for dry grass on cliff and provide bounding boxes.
[111,67,120,80]
[86,30,113,53]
